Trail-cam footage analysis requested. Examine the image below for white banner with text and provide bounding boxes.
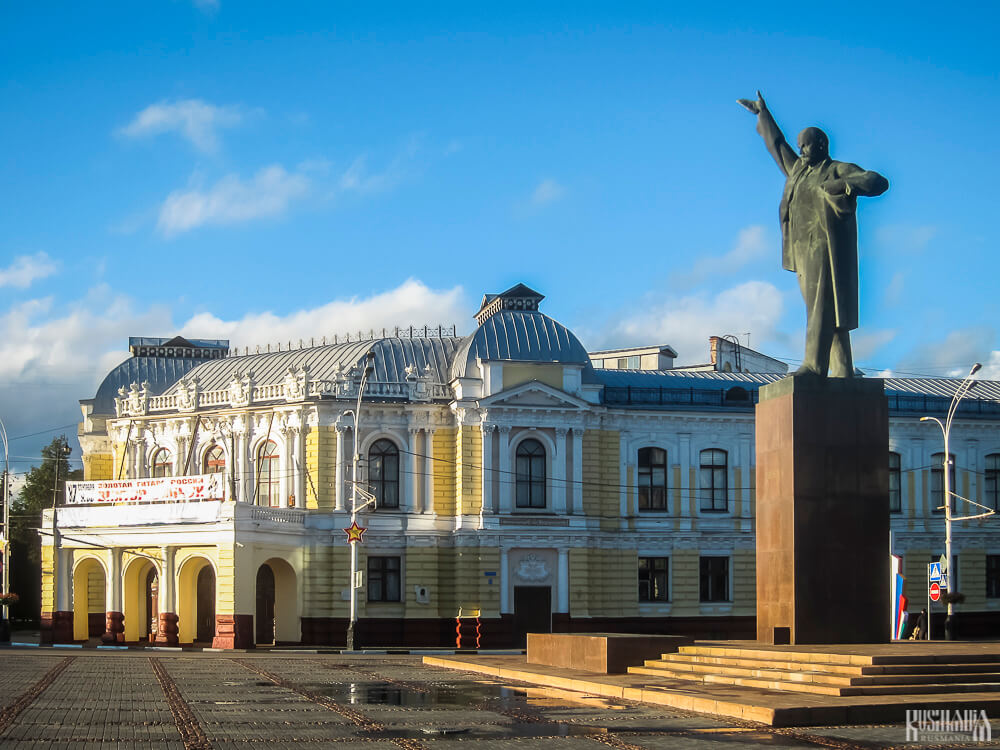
[65,474,227,505]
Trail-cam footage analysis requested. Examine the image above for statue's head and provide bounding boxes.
[797,127,829,165]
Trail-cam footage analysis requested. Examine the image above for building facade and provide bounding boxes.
[44,285,1000,647]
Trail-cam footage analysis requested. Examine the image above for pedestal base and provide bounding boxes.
[212,614,254,649]
[41,610,74,644]
[102,611,125,644]
[755,376,890,645]
[154,612,179,646]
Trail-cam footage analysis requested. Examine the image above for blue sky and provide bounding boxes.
[1,2,998,471]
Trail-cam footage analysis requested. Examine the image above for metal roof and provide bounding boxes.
[451,309,591,379]
[91,356,216,415]
[162,336,464,394]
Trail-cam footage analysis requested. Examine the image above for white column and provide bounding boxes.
[132,440,144,479]
[571,427,584,515]
[406,428,419,513]
[557,547,570,613]
[335,426,345,511]
[498,426,512,513]
[296,425,306,509]
[481,424,494,515]
[56,549,73,611]
[159,546,176,614]
[423,428,434,514]
[107,548,122,612]
[500,546,510,613]
[553,428,567,514]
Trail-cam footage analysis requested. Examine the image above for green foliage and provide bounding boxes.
[7,436,81,623]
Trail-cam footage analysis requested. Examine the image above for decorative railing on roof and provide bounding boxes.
[116,364,452,417]
[224,324,459,357]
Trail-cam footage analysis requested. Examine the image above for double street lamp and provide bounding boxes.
[345,352,376,652]
[920,362,992,640]
[1,417,9,629]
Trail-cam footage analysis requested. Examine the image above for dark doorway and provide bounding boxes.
[256,564,276,645]
[513,586,551,647]
[196,566,216,643]
[145,568,159,641]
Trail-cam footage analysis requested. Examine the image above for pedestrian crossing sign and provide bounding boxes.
[929,562,943,582]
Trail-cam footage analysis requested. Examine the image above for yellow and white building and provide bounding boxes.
[44,284,1000,647]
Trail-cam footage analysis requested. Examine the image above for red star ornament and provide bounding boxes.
[343,521,367,543]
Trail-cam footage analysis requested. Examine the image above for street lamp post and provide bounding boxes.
[50,438,72,630]
[921,362,983,640]
[346,352,376,651]
[1,417,10,630]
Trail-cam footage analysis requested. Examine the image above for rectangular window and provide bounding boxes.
[699,556,730,602]
[367,556,401,602]
[637,447,667,511]
[889,452,901,513]
[617,357,628,369]
[638,557,669,602]
[986,455,1000,511]
[699,449,728,512]
[988,556,1000,599]
[931,453,955,514]
[627,355,641,369]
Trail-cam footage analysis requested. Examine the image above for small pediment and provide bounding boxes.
[479,380,588,409]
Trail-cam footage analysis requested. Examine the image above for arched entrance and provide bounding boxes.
[196,566,216,643]
[122,557,159,642]
[256,558,299,645]
[256,565,275,645]
[177,556,216,644]
[72,556,107,641]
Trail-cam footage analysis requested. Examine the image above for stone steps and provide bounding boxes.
[628,644,1000,697]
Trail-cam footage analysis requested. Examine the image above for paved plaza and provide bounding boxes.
[1,648,998,749]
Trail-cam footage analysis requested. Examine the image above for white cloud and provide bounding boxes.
[338,156,402,195]
[0,279,469,462]
[672,225,770,287]
[0,252,58,288]
[853,329,897,362]
[898,326,994,376]
[530,178,565,206]
[590,280,785,364]
[876,224,938,253]
[181,279,469,349]
[118,98,242,153]
[157,165,309,235]
[884,271,905,307]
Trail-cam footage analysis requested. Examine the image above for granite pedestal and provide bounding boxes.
[755,376,889,644]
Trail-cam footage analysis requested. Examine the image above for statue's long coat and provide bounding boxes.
[756,108,888,331]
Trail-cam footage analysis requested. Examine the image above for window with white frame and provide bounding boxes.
[515,438,546,509]
[367,556,401,602]
[152,448,173,478]
[637,447,667,511]
[638,556,669,601]
[699,449,728,512]
[203,444,226,474]
[699,555,730,602]
[985,454,1000,512]
[889,452,901,513]
[257,440,280,507]
[369,439,400,509]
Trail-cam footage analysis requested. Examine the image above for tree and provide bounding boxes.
[8,437,81,624]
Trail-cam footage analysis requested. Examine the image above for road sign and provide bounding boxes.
[929,562,943,582]
[929,582,942,602]
[939,554,948,573]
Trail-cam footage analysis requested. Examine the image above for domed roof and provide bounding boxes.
[450,309,591,380]
[91,355,215,415]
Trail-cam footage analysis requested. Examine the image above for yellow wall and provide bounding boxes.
[305,425,337,510]
[502,364,563,391]
[302,544,350,618]
[404,547,442,616]
[217,544,235,615]
[432,428,457,515]
[669,550,699,616]
[83,453,114,481]
[732,549,756,615]
[582,430,620,529]
[961,548,985,609]
[456,426,482,515]
[41,544,55,613]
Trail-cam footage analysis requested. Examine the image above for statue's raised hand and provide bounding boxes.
[737,91,766,115]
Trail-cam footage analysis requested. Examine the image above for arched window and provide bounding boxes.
[257,441,280,507]
[203,444,226,474]
[638,447,667,511]
[699,449,728,512]
[369,439,400,509]
[515,439,546,509]
[151,448,173,478]
[889,452,901,513]
[986,454,1000,512]
[931,452,955,514]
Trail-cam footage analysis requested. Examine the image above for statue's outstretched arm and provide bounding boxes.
[739,92,797,176]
